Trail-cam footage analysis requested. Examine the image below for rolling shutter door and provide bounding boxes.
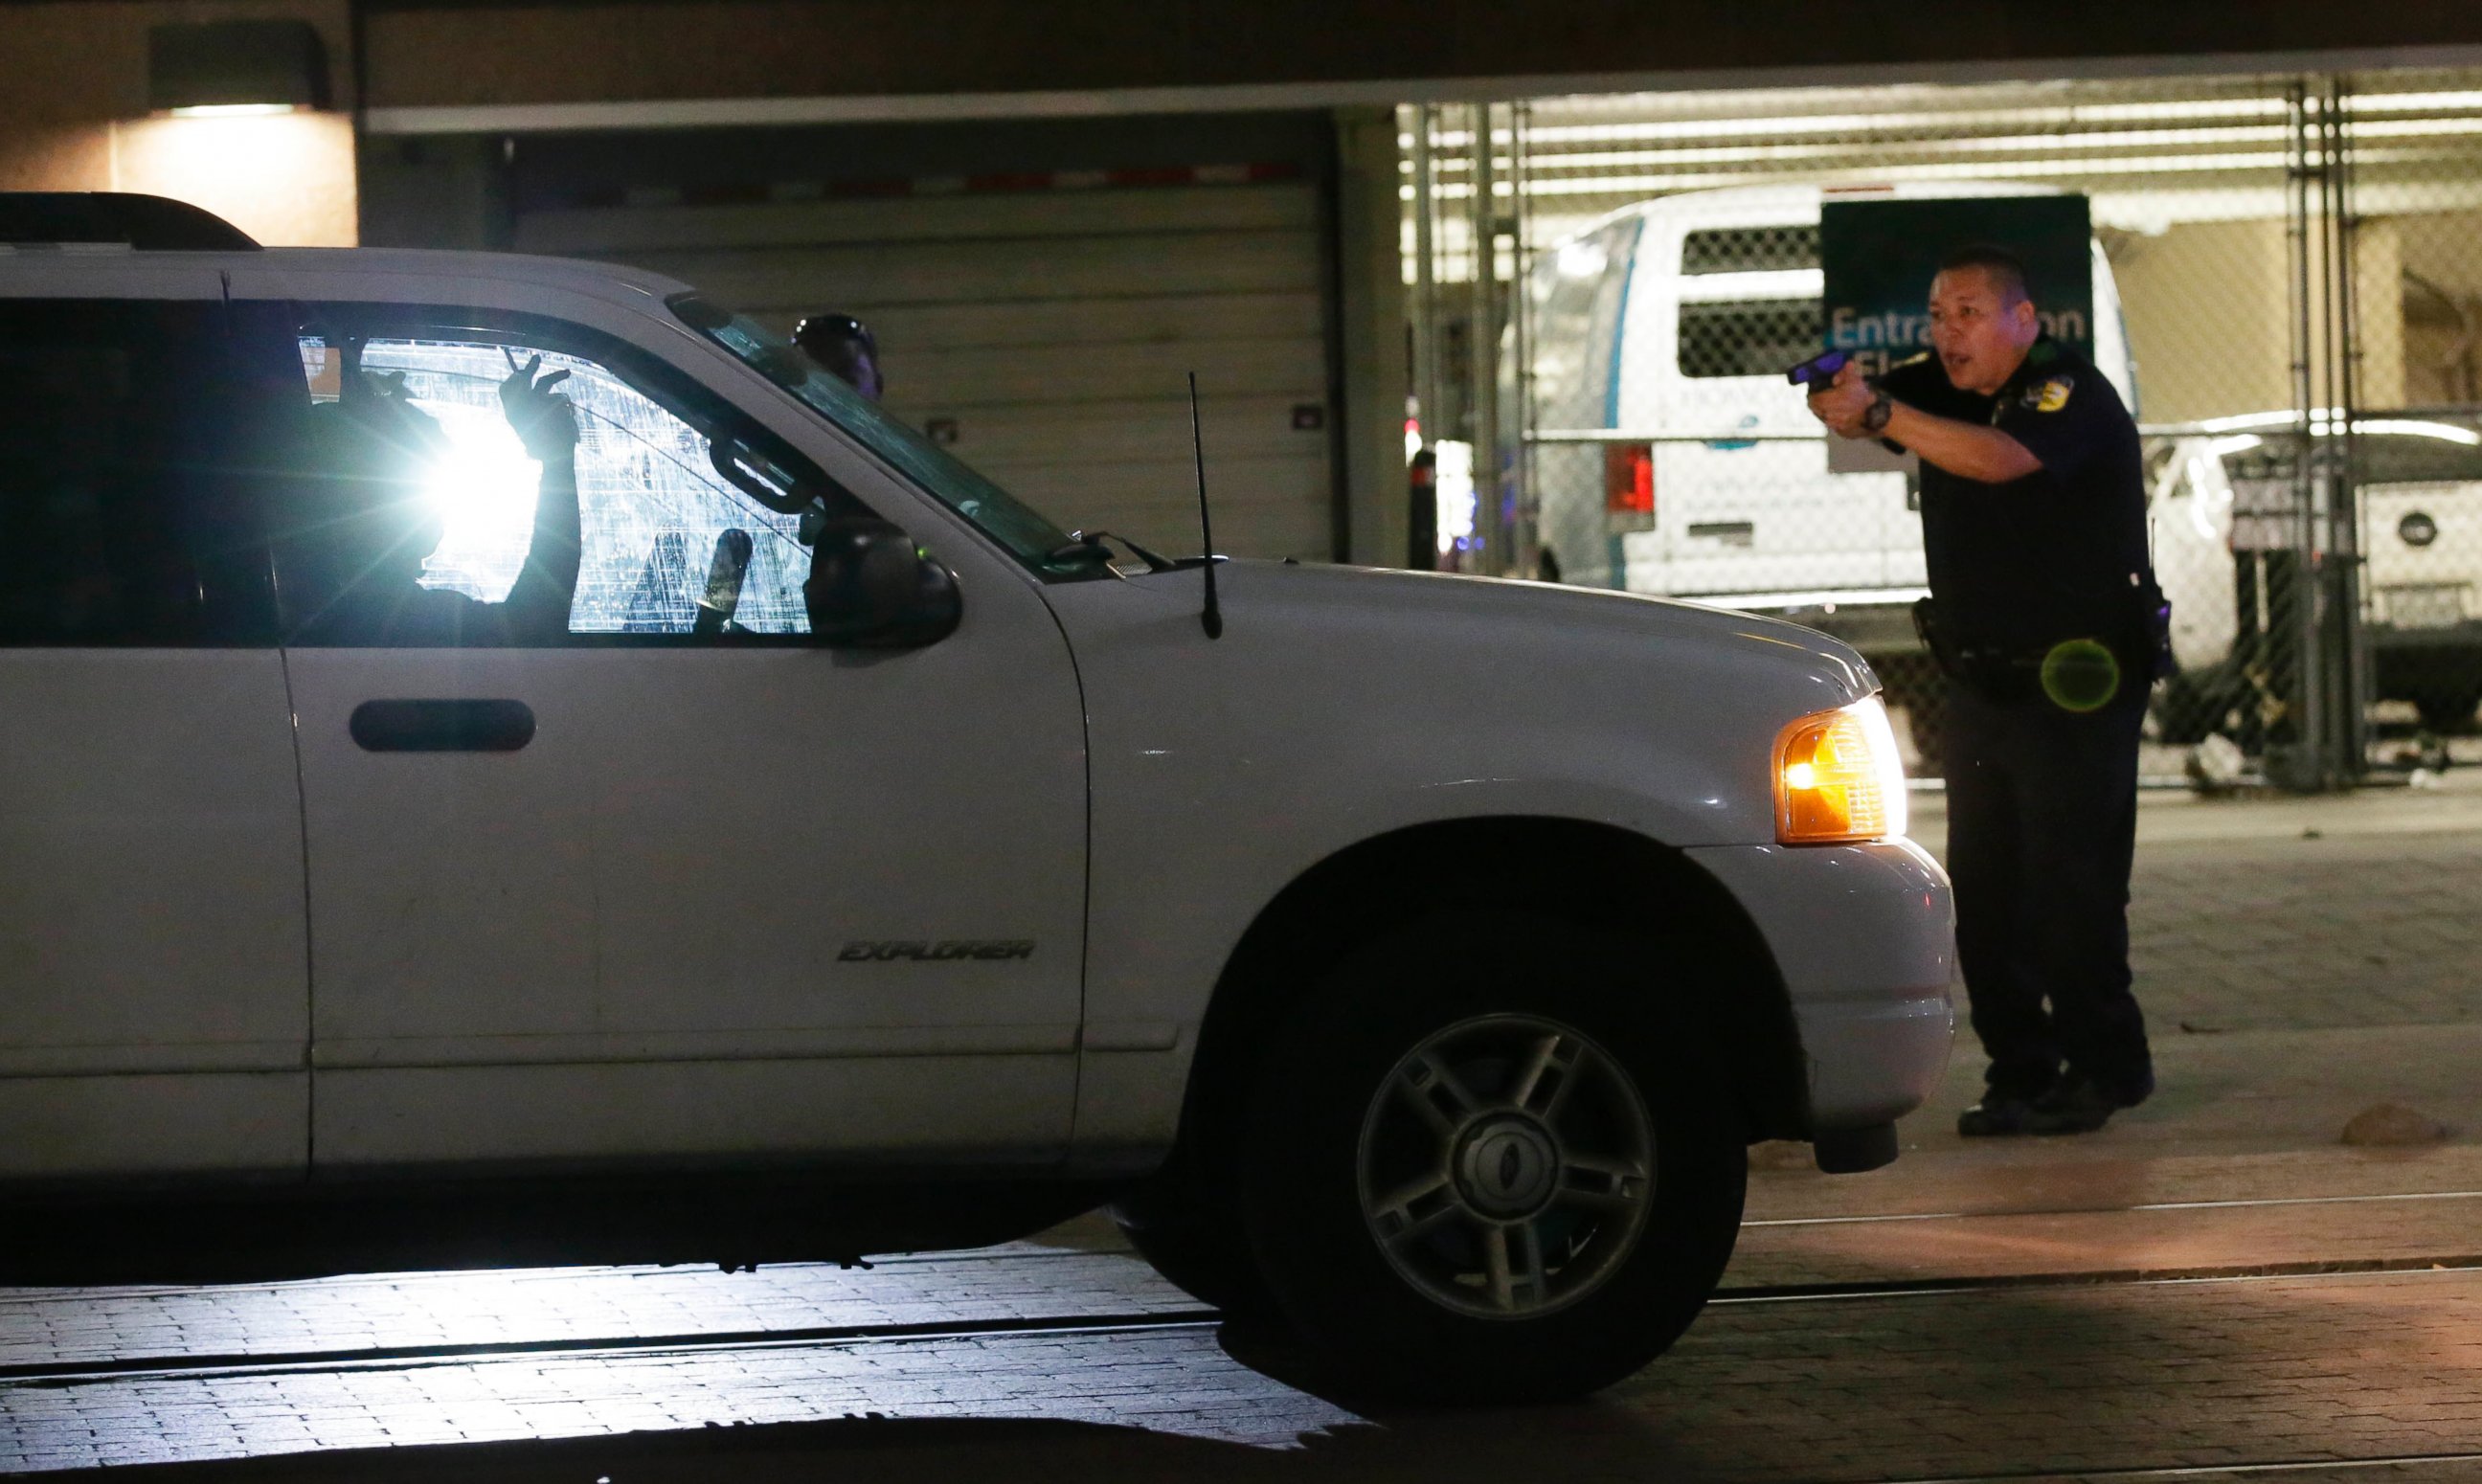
[515,178,1338,562]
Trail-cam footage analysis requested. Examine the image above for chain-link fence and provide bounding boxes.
[2339,73,2482,778]
[1404,71,2482,785]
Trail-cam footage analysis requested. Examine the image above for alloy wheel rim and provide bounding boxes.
[1355,1012,1655,1320]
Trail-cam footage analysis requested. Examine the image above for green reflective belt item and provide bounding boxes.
[1916,594,2165,709]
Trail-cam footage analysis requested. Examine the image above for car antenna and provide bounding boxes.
[1188,371,1224,640]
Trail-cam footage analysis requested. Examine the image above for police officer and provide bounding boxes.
[794,312,884,402]
[1808,244,2159,1136]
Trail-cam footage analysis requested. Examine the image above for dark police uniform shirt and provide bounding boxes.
[1878,336,2152,661]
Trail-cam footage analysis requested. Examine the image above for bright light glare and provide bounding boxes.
[2360,420,2482,446]
[2194,415,2481,446]
[1785,761,1817,790]
[167,103,298,118]
[1855,697,1908,841]
[414,399,541,602]
[2198,410,2327,433]
[338,337,815,634]
[110,109,356,248]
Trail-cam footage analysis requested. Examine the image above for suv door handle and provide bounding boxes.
[349,700,536,753]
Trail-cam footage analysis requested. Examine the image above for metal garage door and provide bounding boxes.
[513,172,1340,563]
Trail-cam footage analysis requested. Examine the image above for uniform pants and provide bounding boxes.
[1944,681,2154,1100]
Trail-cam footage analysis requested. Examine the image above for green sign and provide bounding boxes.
[1818,194,2094,380]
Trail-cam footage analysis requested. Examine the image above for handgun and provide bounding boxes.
[1785,349,1852,388]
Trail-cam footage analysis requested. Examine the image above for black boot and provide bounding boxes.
[2024,1068,2153,1135]
[1957,1071,2059,1137]
[1957,1093,2042,1136]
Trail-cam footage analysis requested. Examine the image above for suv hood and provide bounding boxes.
[1042,559,1885,851]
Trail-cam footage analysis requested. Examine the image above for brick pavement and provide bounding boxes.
[12,1270,2482,1481]
[0,1248,1197,1371]
[1644,1270,2482,1484]
[1730,1194,2482,1288]
[1747,1141,2482,1225]
[0,1323,1354,1472]
[2126,832,2482,1032]
[1910,784,2482,1033]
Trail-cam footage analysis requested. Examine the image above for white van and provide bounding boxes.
[1524,184,2138,661]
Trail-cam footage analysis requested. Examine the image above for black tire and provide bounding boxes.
[1236,912,1747,1405]
[1107,1162,1276,1317]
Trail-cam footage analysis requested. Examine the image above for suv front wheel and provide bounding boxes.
[1236,915,1747,1404]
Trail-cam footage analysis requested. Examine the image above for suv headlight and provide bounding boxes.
[1771,696,1908,844]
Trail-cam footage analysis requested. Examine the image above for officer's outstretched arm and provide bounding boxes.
[1881,403,2042,485]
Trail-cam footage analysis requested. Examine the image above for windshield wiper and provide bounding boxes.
[1050,528,1177,573]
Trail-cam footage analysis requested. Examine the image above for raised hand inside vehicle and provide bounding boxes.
[498,348,580,461]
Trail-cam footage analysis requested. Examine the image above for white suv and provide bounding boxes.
[0,193,1952,1404]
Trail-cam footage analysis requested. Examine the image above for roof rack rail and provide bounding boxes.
[0,192,259,251]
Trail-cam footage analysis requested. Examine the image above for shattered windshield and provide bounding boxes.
[670,295,1108,582]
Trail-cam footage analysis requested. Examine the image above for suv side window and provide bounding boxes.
[231,304,853,645]
[0,299,270,645]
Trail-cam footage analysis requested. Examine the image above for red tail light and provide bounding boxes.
[1605,443,1653,516]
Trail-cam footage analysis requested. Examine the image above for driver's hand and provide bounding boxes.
[1807,362,1877,438]
[499,351,580,461]
[350,370,450,462]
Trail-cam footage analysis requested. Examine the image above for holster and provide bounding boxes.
[1915,591,2170,707]
[1913,596,2035,701]
[1910,596,1957,678]
[2134,576,2176,681]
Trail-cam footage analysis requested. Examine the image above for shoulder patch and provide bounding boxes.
[2023,375,2075,413]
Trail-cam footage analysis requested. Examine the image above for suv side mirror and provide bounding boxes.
[804,517,961,649]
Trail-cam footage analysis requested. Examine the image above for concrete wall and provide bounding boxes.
[0,0,357,245]
[356,2,2482,111]
[2114,219,2295,424]
[358,135,508,251]
[2355,220,2409,412]
[2114,215,2409,423]
[2398,209,2482,406]
[1332,106,1409,568]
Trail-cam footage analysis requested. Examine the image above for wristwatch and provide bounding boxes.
[1860,387,1894,435]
